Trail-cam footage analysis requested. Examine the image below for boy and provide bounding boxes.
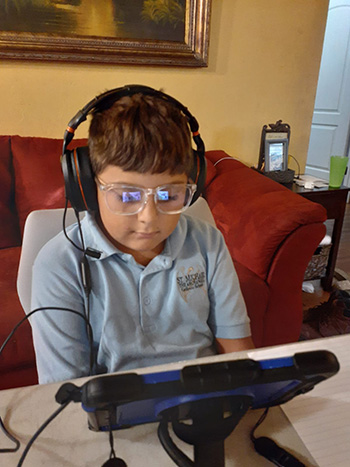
[30,89,253,384]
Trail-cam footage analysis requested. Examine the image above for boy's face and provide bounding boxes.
[96,165,188,265]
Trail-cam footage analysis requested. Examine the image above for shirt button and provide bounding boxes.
[144,297,151,306]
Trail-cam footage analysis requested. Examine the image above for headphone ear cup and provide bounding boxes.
[61,146,98,212]
[190,149,207,205]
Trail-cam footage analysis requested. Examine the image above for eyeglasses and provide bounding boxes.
[96,180,197,215]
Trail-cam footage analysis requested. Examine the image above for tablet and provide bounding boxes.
[79,350,339,432]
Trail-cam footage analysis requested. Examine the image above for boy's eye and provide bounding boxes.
[121,191,142,203]
[109,189,142,203]
[157,187,184,203]
[157,190,170,201]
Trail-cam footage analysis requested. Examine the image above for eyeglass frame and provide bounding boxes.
[96,178,197,215]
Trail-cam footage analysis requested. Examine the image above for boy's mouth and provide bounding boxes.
[134,231,159,239]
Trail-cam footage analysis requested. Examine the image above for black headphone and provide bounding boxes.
[61,84,206,213]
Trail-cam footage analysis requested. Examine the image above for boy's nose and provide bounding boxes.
[137,196,159,223]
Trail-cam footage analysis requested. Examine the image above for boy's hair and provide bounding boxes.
[88,93,193,176]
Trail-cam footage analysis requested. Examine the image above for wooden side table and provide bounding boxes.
[292,183,350,290]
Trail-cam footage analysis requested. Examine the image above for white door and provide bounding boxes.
[305,0,350,186]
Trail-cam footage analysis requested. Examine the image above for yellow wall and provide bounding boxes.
[0,0,328,170]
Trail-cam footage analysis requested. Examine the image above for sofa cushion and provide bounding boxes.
[0,136,21,248]
[205,150,244,175]
[11,136,87,234]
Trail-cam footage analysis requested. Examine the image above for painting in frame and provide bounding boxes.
[0,0,211,67]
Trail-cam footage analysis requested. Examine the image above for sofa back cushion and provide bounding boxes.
[204,159,327,280]
[11,136,88,234]
[0,136,21,248]
[205,150,243,175]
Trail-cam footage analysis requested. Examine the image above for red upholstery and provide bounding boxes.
[204,150,326,347]
[0,136,21,247]
[204,152,326,280]
[233,262,269,347]
[0,247,37,389]
[204,157,217,186]
[263,222,326,345]
[11,136,87,233]
[0,137,327,390]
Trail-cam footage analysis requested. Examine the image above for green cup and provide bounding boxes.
[329,156,348,188]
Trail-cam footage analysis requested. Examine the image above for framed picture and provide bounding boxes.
[0,0,211,67]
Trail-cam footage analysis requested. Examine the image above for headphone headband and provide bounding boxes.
[63,85,200,154]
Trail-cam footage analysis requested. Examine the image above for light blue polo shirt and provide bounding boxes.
[30,212,250,384]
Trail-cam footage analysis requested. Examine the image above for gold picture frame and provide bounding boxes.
[0,1,211,67]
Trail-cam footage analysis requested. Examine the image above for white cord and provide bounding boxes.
[213,157,238,167]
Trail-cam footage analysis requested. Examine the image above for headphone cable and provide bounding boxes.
[0,308,95,465]
[250,408,305,467]
[0,417,20,453]
[0,206,99,463]
[62,198,84,253]
[61,200,95,369]
[62,199,101,258]
[0,307,94,376]
[16,400,71,467]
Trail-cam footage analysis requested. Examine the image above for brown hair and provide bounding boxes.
[88,93,193,176]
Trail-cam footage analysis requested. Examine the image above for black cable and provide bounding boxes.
[85,294,94,374]
[62,201,98,336]
[288,154,301,179]
[250,407,269,442]
[62,200,101,260]
[99,413,128,466]
[16,400,71,467]
[62,201,95,371]
[0,307,94,376]
[108,425,117,460]
[62,198,85,253]
[157,419,194,467]
[75,208,86,252]
[0,205,99,463]
[0,417,20,453]
[0,308,91,463]
[250,408,305,467]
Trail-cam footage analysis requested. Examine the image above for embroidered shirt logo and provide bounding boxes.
[176,266,206,302]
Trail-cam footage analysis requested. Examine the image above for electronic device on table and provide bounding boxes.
[57,350,339,466]
[257,120,295,184]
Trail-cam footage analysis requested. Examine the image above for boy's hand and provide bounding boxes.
[216,336,255,354]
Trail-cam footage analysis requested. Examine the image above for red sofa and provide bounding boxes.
[0,136,327,390]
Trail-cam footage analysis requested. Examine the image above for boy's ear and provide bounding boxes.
[61,146,98,212]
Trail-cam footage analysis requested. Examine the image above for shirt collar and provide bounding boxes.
[81,212,188,263]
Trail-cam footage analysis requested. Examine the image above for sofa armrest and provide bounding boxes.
[204,151,327,281]
[261,222,326,345]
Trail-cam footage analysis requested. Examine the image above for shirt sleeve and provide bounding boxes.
[30,234,92,384]
[206,230,251,339]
